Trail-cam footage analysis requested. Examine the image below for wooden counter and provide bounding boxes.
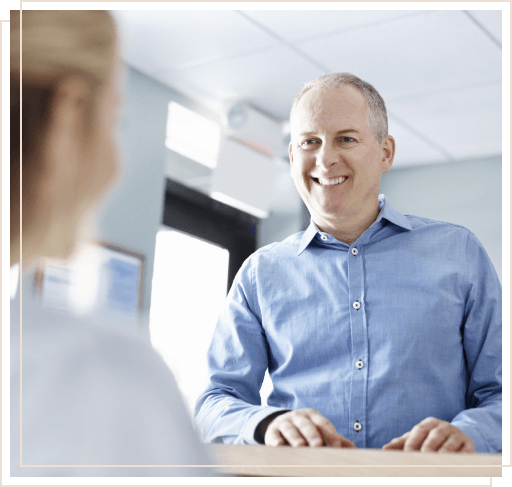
[207,444,502,477]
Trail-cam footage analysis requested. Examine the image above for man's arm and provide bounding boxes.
[194,256,289,445]
[194,255,355,448]
[448,230,502,452]
[384,231,502,453]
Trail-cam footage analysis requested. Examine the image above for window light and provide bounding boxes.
[165,101,221,169]
[149,228,229,416]
[211,191,269,219]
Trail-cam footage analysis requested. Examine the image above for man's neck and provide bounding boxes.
[315,204,381,246]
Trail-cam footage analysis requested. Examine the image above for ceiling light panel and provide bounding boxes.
[165,102,221,169]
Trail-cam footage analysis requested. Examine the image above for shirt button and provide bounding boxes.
[351,248,358,256]
[353,421,362,432]
[352,301,361,310]
[356,360,364,369]
[320,235,328,241]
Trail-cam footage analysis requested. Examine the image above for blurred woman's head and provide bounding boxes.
[11,10,119,267]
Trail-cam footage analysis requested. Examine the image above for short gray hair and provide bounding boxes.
[290,72,388,144]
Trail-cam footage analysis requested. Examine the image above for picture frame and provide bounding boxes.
[34,240,145,326]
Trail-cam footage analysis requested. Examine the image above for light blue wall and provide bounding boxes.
[95,66,170,330]
[380,155,502,281]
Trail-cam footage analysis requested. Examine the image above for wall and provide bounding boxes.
[258,210,302,249]
[93,66,171,330]
[257,160,304,248]
[380,155,502,281]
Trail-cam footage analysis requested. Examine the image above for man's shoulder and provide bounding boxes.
[237,231,304,276]
[397,214,485,255]
[403,213,472,235]
[251,231,305,259]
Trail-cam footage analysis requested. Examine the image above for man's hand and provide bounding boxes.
[382,417,475,453]
[264,408,356,448]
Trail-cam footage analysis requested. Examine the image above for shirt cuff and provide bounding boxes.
[241,406,290,445]
[450,421,492,453]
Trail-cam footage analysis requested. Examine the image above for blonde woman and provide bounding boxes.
[10,11,213,476]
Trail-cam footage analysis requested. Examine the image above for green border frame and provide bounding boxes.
[0,0,512,487]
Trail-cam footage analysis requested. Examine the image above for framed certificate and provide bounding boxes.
[35,241,145,326]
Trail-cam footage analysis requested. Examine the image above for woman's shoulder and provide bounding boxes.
[12,300,213,472]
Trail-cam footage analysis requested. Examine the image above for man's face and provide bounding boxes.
[289,85,394,229]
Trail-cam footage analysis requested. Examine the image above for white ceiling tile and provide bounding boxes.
[387,119,450,168]
[111,10,279,73]
[389,83,501,161]
[152,46,324,120]
[297,10,501,100]
[114,8,503,169]
[467,10,502,43]
[241,9,430,43]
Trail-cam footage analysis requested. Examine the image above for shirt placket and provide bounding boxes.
[347,244,368,448]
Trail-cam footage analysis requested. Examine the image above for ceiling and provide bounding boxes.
[111,8,502,169]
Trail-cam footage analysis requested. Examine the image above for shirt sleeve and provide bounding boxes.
[450,230,502,453]
[194,255,288,445]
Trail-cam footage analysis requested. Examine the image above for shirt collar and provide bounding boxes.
[297,194,412,256]
[374,194,413,231]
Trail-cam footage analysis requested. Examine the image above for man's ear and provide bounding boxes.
[380,135,395,174]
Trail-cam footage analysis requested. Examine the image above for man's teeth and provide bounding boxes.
[317,176,347,186]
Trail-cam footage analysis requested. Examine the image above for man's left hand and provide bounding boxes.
[382,417,475,453]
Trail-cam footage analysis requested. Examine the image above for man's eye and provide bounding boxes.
[340,137,355,143]
[301,140,318,147]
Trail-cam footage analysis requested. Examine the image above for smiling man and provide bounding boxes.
[195,73,502,454]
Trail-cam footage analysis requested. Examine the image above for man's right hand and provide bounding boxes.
[264,408,356,448]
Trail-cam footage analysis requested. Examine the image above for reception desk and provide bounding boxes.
[207,444,502,477]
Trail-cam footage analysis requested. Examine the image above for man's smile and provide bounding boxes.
[312,176,348,186]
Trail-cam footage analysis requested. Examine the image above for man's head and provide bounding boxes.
[289,72,395,236]
[290,72,388,145]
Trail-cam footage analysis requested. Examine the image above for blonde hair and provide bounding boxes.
[10,10,116,242]
[290,72,388,144]
[12,10,116,83]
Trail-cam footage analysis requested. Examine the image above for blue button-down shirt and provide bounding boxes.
[195,195,502,452]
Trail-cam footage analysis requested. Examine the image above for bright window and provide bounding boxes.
[149,227,229,416]
[165,101,221,169]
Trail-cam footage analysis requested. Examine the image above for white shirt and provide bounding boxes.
[10,291,214,477]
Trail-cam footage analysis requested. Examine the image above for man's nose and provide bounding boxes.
[315,142,338,169]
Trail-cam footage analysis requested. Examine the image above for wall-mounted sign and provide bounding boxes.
[35,241,145,328]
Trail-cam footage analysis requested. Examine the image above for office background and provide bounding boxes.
[18,8,503,414]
